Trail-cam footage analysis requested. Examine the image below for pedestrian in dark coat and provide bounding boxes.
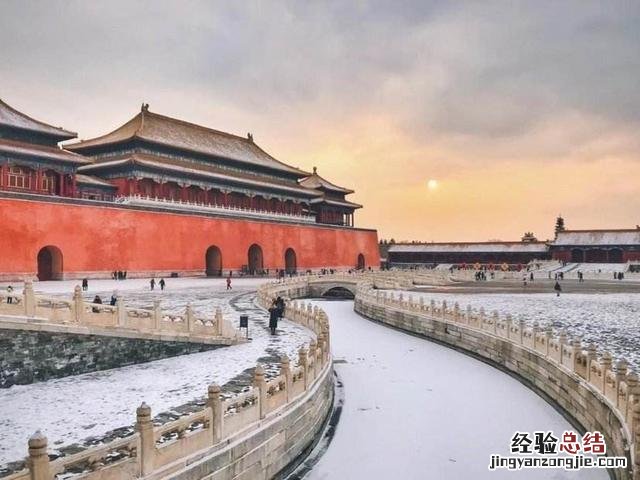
[110,293,117,306]
[554,281,562,296]
[150,278,155,290]
[82,278,88,291]
[92,295,102,312]
[159,278,166,291]
[276,296,285,319]
[268,306,279,335]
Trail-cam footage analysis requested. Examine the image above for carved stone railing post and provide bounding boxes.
[116,297,126,327]
[492,311,499,335]
[544,327,552,356]
[136,402,155,476]
[207,384,222,444]
[615,359,628,408]
[518,319,526,345]
[633,402,640,479]
[214,308,223,336]
[281,355,292,402]
[309,340,318,379]
[586,344,598,384]
[601,352,613,392]
[28,431,51,480]
[23,280,36,317]
[253,365,267,419]
[185,303,194,332]
[153,300,162,330]
[72,285,84,323]
[299,347,309,390]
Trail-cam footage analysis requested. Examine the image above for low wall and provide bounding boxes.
[0,328,224,388]
[353,284,639,480]
[4,283,333,480]
[0,281,240,346]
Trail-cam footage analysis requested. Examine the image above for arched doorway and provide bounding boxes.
[356,253,365,270]
[284,248,297,274]
[37,246,63,281]
[570,248,584,263]
[248,244,263,274]
[205,246,223,276]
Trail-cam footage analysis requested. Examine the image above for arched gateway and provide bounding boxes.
[205,246,223,276]
[37,246,63,281]
[284,248,297,274]
[248,244,264,274]
[356,253,365,270]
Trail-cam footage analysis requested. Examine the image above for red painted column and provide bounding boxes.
[181,186,188,201]
[71,174,77,198]
[59,173,66,196]
[35,169,42,194]
[0,163,6,188]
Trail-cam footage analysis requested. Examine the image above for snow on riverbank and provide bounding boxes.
[394,290,640,370]
[306,300,606,480]
[0,279,314,467]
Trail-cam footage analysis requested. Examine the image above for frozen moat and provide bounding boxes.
[306,300,606,480]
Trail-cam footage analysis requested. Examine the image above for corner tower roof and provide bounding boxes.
[298,167,354,194]
[66,105,310,177]
[0,98,77,141]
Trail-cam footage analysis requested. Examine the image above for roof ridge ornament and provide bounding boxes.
[247,132,253,142]
[313,166,317,174]
[141,103,149,112]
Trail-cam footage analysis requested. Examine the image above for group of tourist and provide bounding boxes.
[90,293,118,312]
[614,272,626,280]
[149,278,166,291]
[112,271,128,280]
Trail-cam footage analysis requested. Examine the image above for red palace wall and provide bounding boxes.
[0,197,379,280]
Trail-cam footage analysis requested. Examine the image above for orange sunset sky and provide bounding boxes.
[1,1,638,242]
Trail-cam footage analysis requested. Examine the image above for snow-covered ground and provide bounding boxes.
[306,300,606,480]
[395,290,640,370]
[0,278,314,468]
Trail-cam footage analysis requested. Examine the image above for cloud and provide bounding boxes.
[0,1,639,239]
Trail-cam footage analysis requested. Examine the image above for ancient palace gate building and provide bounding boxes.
[0,99,378,281]
[549,230,640,263]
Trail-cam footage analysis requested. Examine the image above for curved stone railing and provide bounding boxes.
[0,281,240,344]
[352,281,639,480]
[3,284,333,480]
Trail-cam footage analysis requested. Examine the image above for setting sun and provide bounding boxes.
[427,179,439,191]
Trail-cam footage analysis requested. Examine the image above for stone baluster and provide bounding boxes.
[479,307,486,329]
[116,296,126,327]
[23,280,36,317]
[504,314,513,340]
[569,338,581,373]
[281,356,292,402]
[518,319,526,345]
[253,365,267,419]
[586,344,598,384]
[207,384,222,444]
[615,359,628,408]
[633,402,640,479]
[419,297,424,311]
[492,311,499,334]
[454,302,460,322]
[27,431,50,480]
[466,305,472,325]
[299,347,309,390]
[153,300,162,330]
[185,303,194,332]
[627,373,640,419]
[306,304,313,327]
[558,329,568,362]
[136,402,155,476]
[309,340,318,379]
[600,352,612,392]
[73,285,84,323]
[544,327,552,356]
[441,300,447,319]
[531,321,540,348]
[214,308,223,336]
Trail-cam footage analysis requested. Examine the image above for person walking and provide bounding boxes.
[276,296,285,319]
[159,278,166,291]
[109,292,117,306]
[82,278,89,291]
[226,276,232,290]
[6,285,13,304]
[150,278,155,290]
[268,304,279,335]
[554,281,562,297]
